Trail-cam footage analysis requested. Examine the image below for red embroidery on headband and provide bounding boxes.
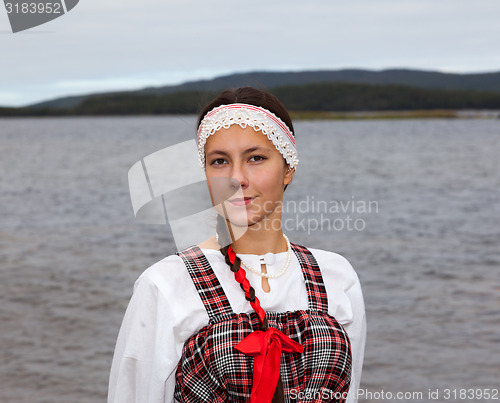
[198,103,296,146]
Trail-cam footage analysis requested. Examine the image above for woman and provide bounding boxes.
[108,87,366,402]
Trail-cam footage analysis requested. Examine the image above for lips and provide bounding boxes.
[228,197,255,206]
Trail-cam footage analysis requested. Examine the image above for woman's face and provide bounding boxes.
[204,125,295,229]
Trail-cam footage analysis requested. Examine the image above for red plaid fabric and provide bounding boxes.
[176,246,233,320]
[175,243,352,402]
[291,243,329,312]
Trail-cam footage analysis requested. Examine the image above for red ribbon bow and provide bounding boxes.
[235,327,304,403]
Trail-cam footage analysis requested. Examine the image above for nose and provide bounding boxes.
[230,163,249,189]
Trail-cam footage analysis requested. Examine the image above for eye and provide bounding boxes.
[210,158,227,166]
[249,155,266,162]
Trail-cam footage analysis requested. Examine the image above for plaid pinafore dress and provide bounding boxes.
[174,243,352,402]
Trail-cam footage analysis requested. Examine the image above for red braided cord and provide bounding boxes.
[227,246,266,325]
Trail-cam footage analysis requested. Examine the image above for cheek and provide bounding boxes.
[255,167,285,195]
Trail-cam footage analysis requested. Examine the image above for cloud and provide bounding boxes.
[1,0,499,106]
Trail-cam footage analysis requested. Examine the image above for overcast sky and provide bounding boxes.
[1,0,500,107]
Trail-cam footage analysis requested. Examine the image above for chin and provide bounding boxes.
[224,212,251,228]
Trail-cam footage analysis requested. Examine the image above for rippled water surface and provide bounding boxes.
[1,116,499,402]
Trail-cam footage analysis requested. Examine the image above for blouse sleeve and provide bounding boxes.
[107,256,209,403]
[343,272,366,403]
[310,249,366,403]
[108,273,178,403]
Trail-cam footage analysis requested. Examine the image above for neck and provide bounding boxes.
[229,223,287,255]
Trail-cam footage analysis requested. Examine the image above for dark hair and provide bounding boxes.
[197,86,294,136]
[203,87,290,403]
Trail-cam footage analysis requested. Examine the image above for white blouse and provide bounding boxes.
[108,247,366,403]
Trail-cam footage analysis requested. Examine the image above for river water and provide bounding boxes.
[0,116,499,402]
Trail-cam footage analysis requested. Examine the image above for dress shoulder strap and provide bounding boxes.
[178,244,329,318]
[177,246,233,321]
[290,243,329,313]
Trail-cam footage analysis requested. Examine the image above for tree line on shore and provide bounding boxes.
[2,82,500,117]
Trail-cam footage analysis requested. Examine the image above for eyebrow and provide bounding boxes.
[206,146,271,158]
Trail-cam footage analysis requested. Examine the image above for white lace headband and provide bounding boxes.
[196,103,299,169]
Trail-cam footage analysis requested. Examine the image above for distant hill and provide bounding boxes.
[3,81,500,117]
[24,68,500,110]
[139,68,500,94]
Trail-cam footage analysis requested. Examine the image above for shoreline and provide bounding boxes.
[290,109,500,120]
[1,109,499,120]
